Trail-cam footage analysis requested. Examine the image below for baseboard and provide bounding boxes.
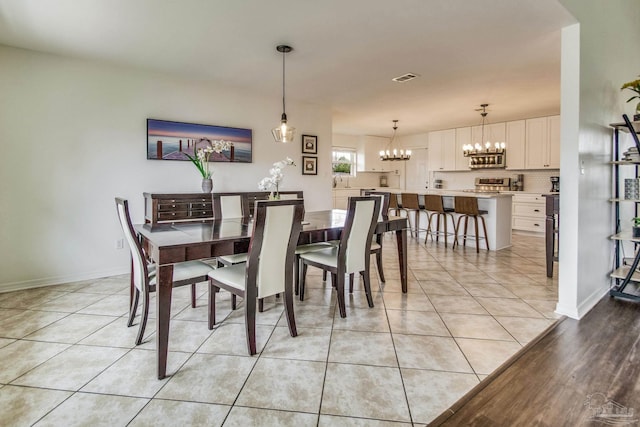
[0,267,129,293]
[555,286,609,320]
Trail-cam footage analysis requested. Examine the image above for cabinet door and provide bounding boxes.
[546,115,561,169]
[525,117,547,169]
[357,136,385,171]
[441,129,457,170]
[428,131,444,171]
[505,120,526,169]
[455,127,471,170]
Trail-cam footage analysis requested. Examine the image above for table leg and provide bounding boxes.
[396,228,408,293]
[157,264,174,379]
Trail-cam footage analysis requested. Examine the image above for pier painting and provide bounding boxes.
[147,119,252,163]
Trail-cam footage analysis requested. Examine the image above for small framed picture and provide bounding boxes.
[302,135,317,154]
[302,156,318,175]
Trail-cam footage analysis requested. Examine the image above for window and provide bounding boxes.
[332,148,356,177]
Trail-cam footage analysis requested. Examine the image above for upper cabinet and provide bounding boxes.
[525,115,560,169]
[505,120,526,170]
[428,129,456,171]
[357,135,391,172]
[454,127,471,170]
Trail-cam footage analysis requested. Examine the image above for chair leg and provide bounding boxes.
[322,270,327,282]
[258,298,264,313]
[299,263,308,301]
[473,215,480,253]
[294,256,300,295]
[191,283,196,308]
[135,289,150,345]
[453,215,463,249]
[480,215,490,250]
[335,273,347,318]
[424,213,432,244]
[349,273,354,293]
[463,216,470,247]
[127,288,140,327]
[362,270,374,308]
[208,281,219,330]
[375,250,385,282]
[283,282,297,338]
[231,294,237,310]
[245,291,257,355]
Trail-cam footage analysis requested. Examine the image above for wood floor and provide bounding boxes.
[431,295,640,426]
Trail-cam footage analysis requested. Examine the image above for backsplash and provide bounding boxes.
[333,172,401,189]
[432,169,560,193]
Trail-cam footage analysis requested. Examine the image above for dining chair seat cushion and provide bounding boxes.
[370,242,381,251]
[299,247,339,269]
[148,260,213,285]
[217,253,248,265]
[295,242,334,255]
[207,263,246,292]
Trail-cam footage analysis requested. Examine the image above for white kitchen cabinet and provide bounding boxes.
[505,120,526,169]
[357,135,392,172]
[428,129,456,171]
[525,115,560,169]
[511,193,545,233]
[455,127,471,170]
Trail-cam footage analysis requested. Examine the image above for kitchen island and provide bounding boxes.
[422,190,513,250]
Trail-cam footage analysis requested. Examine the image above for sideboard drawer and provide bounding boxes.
[157,202,190,212]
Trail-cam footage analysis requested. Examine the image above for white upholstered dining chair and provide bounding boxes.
[207,199,304,355]
[298,196,381,318]
[115,198,213,345]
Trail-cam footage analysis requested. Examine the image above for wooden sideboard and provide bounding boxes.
[143,191,304,224]
[144,193,213,224]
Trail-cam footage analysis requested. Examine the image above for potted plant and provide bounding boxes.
[632,217,640,238]
[621,75,640,121]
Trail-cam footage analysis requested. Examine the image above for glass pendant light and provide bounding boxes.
[272,45,296,143]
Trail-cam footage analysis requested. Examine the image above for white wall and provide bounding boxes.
[557,0,640,318]
[0,45,333,291]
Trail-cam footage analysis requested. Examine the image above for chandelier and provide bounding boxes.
[379,120,411,161]
[462,104,505,155]
[272,45,295,143]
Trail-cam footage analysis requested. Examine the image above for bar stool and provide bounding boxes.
[453,196,489,253]
[398,193,423,238]
[423,194,456,247]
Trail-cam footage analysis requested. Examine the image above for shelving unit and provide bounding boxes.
[609,115,640,301]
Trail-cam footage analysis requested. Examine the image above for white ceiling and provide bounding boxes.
[0,0,576,136]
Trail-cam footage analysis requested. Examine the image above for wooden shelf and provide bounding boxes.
[610,266,640,281]
[609,198,640,202]
[609,232,640,242]
[610,120,640,132]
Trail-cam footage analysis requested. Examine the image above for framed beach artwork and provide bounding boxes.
[302,134,317,154]
[147,119,253,163]
[302,156,318,175]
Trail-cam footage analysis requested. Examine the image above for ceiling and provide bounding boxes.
[0,0,576,137]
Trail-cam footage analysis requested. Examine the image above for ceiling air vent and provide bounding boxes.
[392,73,419,83]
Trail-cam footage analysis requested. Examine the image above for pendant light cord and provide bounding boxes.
[282,50,286,115]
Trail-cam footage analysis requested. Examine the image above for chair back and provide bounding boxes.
[389,193,399,211]
[424,194,445,212]
[399,193,420,210]
[246,199,304,299]
[339,196,381,274]
[213,193,248,219]
[115,198,149,294]
[454,196,480,215]
[363,191,390,221]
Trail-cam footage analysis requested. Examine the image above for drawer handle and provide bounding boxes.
[534,223,539,227]
[534,209,540,212]
[172,204,176,208]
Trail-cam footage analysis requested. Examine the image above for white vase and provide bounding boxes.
[201,178,213,193]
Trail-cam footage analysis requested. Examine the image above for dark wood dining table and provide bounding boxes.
[135,209,408,379]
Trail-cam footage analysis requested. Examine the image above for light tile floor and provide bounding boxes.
[0,232,559,426]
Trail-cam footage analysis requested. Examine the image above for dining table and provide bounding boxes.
[135,209,408,379]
